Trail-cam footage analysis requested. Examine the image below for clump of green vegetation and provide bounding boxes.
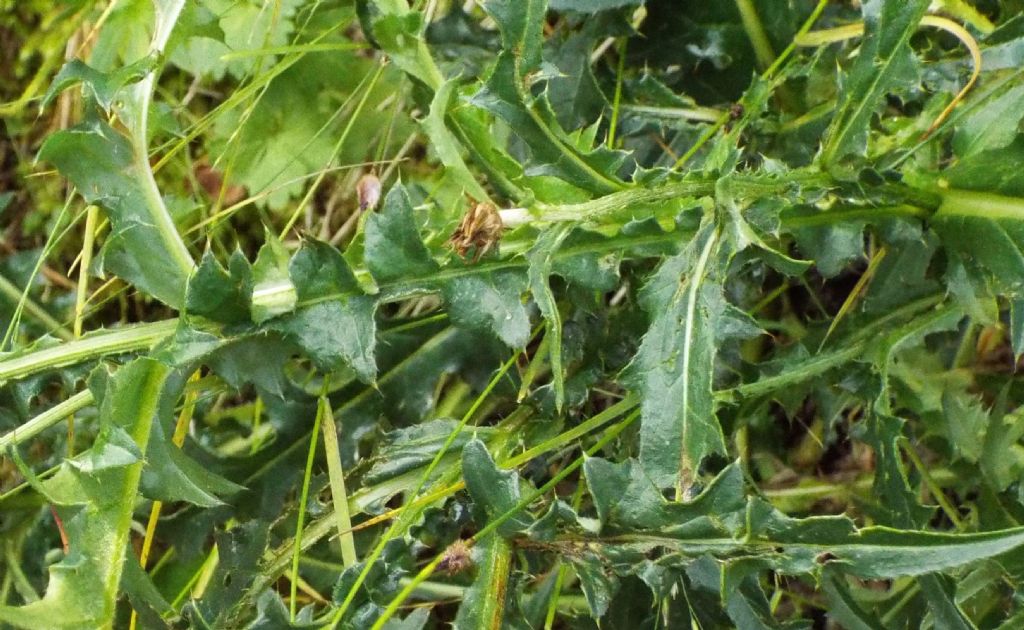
[2,0,1024,627]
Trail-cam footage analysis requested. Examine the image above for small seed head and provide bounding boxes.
[437,539,473,575]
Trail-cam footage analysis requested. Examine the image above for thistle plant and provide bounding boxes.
[1,1,1024,628]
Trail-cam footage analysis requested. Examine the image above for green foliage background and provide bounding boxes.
[3,0,1024,627]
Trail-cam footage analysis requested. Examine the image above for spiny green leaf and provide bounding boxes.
[953,81,1024,159]
[1012,298,1024,360]
[250,230,297,323]
[941,390,989,463]
[528,225,571,410]
[549,226,622,291]
[481,0,546,72]
[270,239,377,382]
[182,521,270,628]
[442,269,532,349]
[853,413,932,529]
[746,501,1024,579]
[185,250,252,324]
[625,219,726,495]
[544,14,621,130]
[820,0,930,172]
[364,419,480,484]
[821,570,886,630]
[120,553,176,628]
[917,574,975,630]
[140,420,242,507]
[720,561,776,629]
[361,1,444,90]
[979,404,1024,491]
[718,182,810,275]
[462,438,533,537]
[933,189,1024,299]
[365,185,440,284]
[583,458,747,533]
[568,549,619,620]
[782,205,867,278]
[472,0,628,194]
[423,79,489,200]
[866,302,964,414]
[42,55,157,112]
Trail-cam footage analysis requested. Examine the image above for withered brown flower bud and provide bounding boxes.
[448,202,504,262]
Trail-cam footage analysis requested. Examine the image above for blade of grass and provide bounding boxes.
[68,203,100,456]
[819,245,888,350]
[319,395,358,568]
[606,38,627,148]
[0,319,180,385]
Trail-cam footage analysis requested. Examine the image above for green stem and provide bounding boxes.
[935,0,994,34]
[0,319,179,385]
[782,204,930,228]
[121,0,195,279]
[620,104,723,124]
[400,577,590,612]
[74,205,100,339]
[0,390,93,451]
[606,38,628,148]
[727,294,949,401]
[936,187,1024,221]
[534,171,832,223]
[0,177,993,391]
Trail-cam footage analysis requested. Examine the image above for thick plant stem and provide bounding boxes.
[936,188,1024,221]
[0,319,179,385]
[121,0,195,281]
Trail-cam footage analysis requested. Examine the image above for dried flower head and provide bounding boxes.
[448,202,504,262]
[356,173,382,212]
[437,539,473,575]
